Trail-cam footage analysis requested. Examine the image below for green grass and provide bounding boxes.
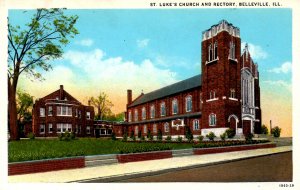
[8,138,193,162]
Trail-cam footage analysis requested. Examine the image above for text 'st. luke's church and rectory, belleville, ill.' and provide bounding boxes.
[30,20,262,138]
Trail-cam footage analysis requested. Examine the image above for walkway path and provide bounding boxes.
[8,146,292,183]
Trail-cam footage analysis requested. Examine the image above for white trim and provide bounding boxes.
[201,128,228,137]
[206,97,219,102]
[206,57,219,65]
[229,98,238,101]
[45,102,78,106]
[222,96,226,99]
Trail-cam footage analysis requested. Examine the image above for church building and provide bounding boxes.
[122,20,262,138]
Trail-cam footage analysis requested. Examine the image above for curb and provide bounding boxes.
[71,148,292,183]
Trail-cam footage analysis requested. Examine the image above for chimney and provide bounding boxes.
[127,89,132,105]
[88,100,91,106]
[59,85,64,100]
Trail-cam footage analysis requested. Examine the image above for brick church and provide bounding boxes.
[122,20,262,138]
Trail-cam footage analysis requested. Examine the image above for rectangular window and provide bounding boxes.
[142,108,146,120]
[160,103,166,116]
[48,106,53,116]
[48,123,53,133]
[135,126,139,135]
[143,125,147,134]
[57,123,72,133]
[193,120,199,130]
[40,108,45,117]
[75,124,78,133]
[78,110,81,118]
[57,106,72,116]
[86,112,91,119]
[86,126,91,134]
[40,124,45,134]
[75,108,78,117]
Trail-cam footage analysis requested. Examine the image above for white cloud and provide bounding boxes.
[137,39,150,48]
[268,61,292,74]
[263,80,291,92]
[241,42,268,60]
[75,39,94,47]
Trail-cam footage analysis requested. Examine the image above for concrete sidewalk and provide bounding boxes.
[8,146,292,183]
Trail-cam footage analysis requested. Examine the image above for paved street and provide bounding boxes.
[118,152,292,182]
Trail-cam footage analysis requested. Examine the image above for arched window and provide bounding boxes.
[143,124,147,134]
[153,124,157,133]
[172,99,178,115]
[135,126,139,135]
[185,95,192,112]
[134,109,138,121]
[193,119,200,130]
[160,102,166,116]
[150,105,155,118]
[214,41,218,59]
[142,107,146,120]
[208,44,213,61]
[164,122,169,132]
[128,111,132,122]
[230,89,236,98]
[209,113,217,126]
[230,41,235,59]
[210,90,216,99]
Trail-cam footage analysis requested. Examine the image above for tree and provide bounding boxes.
[8,9,79,140]
[261,124,269,135]
[89,92,114,120]
[271,126,282,138]
[16,89,34,123]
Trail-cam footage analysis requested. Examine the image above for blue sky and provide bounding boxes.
[9,8,292,136]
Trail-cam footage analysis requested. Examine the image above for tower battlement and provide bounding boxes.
[202,20,240,41]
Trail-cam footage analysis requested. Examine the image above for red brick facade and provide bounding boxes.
[32,85,95,137]
[121,20,262,138]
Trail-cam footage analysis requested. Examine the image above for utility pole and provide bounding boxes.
[270,120,272,137]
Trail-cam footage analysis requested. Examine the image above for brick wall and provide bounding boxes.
[8,157,85,176]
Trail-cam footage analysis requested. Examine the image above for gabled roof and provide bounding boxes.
[129,74,201,107]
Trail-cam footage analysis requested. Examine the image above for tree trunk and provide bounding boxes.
[8,79,19,140]
[8,62,21,141]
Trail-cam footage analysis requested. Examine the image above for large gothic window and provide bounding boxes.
[142,107,146,120]
[134,109,138,121]
[160,102,166,116]
[185,95,192,112]
[150,105,155,118]
[172,99,178,115]
[128,111,132,122]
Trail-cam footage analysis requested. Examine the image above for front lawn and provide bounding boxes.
[8,138,270,163]
[8,138,192,162]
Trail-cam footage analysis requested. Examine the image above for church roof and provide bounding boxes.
[128,74,201,107]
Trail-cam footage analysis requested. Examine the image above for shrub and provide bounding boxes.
[140,135,145,141]
[225,128,235,138]
[27,132,35,140]
[198,135,204,142]
[130,131,134,139]
[111,132,117,141]
[166,136,172,142]
[185,127,194,142]
[122,134,128,142]
[271,126,281,137]
[261,124,269,135]
[70,132,76,140]
[176,136,183,143]
[245,133,254,141]
[132,136,136,141]
[220,132,226,141]
[206,132,216,141]
[118,143,171,154]
[58,131,73,141]
[149,134,153,141]
[138,130,142,139]
[157,129,163,141]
